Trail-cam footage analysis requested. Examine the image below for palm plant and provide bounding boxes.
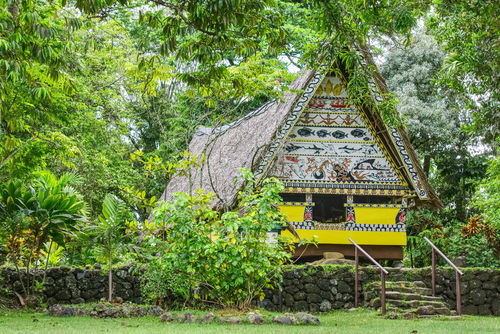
[27,173,87,279]
[88,194,133,302]
[0,172,87,302]
[40,241,65,267]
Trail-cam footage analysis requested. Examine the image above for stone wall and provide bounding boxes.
[0,265,142,305]
[261,265,500,315]
[1,264,498,315]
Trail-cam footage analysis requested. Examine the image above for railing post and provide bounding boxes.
[431,248,436,296]
[381,271,386,315]
[423,237,464,316]
[354,247,359,308]
[456,271,461,315]
[349,238,389,316]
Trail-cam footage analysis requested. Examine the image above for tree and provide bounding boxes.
[74,0,287,90]
[0,1,82,177]
[381,31,492,222]
[44,19,144,218]
[427,0,499,152]
[88,194,134,302]
[381,32,460,176]
[474,156,500,228]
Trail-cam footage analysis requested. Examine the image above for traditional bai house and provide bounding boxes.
[153,55,442,260]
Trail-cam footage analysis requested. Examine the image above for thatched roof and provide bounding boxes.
[151,57,442,220]
[153,68,318,212]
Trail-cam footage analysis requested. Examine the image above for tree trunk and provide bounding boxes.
[108,250,113,302]
[456,170,467,222]
[14,258,27,297]
[423,155,431,177]
[0,137,36,170]
[42,240,53,283]
[25,243,35,297]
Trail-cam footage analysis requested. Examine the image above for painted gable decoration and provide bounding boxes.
[151,59,441,229]
[262,74,411,196]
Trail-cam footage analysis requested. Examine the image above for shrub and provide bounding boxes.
[404,208,500,268]
[140,169,296,309]
[0,172,86,300]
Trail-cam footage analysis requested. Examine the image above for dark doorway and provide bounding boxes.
[312,194,346,223]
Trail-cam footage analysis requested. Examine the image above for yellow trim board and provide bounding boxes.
[279,205,307,222]
[354,207,400,225]
[283,229,407,246]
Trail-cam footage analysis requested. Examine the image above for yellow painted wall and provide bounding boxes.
[282,229,407,246]
[279,203,406,246]
[354,207,400,225]
[279,205,306,222]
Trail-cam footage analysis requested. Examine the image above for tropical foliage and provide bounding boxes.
[86,194,136,302]
[0,0,498,309]
[0,172,86,298]
[140,169,297,308]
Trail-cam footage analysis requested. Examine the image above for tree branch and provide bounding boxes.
[149,0,218,36]
[94,75,125,91]
[0,137,36,170]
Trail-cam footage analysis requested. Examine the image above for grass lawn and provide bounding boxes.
[0,309,498,334]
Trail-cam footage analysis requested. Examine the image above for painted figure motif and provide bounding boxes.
[269,155,400,183]
[395,208,406,224]
[283,141,382,157]
[303,206,313,221]
[290,126,374,142]
[346,206,356,223]
[297,112,364,127]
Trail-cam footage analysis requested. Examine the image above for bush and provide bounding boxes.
[0,172,87,298]
[404,208,500,268]
[140,169,296,308]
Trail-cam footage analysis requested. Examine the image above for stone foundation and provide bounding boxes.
[1,265,498,315]
[0,265,142,305]
[261,265,500,315]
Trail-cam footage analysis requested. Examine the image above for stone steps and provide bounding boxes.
[385,286,433,295]
[384,291,444,302]
[365,280,454,318]
[368,281,433,295]
[386,299,446,308]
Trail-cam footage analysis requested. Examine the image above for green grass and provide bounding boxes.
[0,309,498,334]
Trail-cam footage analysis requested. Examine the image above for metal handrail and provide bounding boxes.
[423,236,463,315]
[349,238,389,315]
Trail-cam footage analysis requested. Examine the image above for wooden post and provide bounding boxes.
[381,271,386,315]
[354,247,359,308]
[279,288,283,312]
[348,238,389,315]
[456,271,461,315]
[422,236,464,316]
[431,248,436,296]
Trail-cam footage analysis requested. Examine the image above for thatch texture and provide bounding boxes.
[154,69,317,213]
